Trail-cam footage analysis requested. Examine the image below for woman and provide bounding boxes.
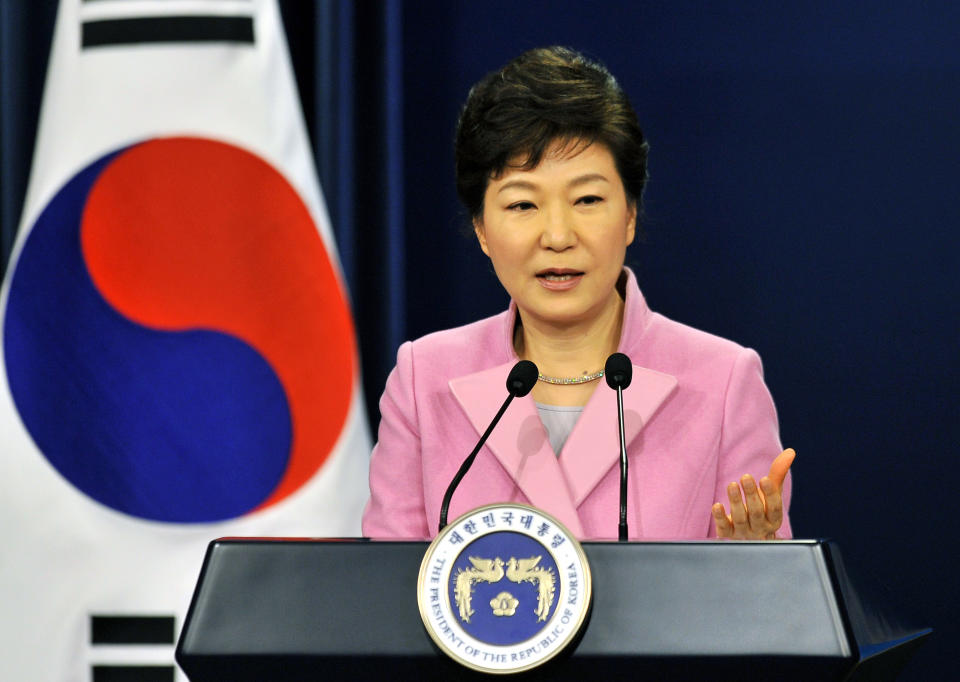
[362,47,793,541]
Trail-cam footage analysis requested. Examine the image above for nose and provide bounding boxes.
[539,205,577,251]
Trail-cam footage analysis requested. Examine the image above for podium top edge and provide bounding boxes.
[209,537,828,546]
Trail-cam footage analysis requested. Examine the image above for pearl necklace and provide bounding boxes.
[537,369,605,385]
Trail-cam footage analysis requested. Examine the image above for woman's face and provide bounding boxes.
[474,140,636,329]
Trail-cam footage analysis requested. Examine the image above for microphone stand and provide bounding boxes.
[436,360,537,533]
[438,392,516,532]
[616,383,628,541]
[605,352,633,542]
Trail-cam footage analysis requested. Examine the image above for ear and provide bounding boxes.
[625,201,637,246]
[473,216,491,256]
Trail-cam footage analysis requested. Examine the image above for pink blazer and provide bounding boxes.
[362,270,792,540]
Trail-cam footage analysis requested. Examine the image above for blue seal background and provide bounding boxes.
[448,531,560,645]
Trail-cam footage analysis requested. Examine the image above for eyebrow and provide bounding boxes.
[496,173,611,195]
[568,173,611,188]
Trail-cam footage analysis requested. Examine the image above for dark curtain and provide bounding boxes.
[0,0,56,281]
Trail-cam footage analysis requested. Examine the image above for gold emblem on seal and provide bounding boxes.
[453,555,556,623]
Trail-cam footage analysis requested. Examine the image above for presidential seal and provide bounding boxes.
[417,503,592,674]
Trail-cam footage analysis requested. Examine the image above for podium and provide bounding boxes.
[175,539,928,680]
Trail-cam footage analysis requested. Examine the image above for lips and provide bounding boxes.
[536,268,584,280]
[536,268,584,290]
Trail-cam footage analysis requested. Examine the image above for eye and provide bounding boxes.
[507,201,536,212]
[576,195,604,206]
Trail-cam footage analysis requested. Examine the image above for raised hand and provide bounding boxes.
[712,448,795,540]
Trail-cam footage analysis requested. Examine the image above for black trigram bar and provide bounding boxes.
[92,665,174,682]
[82,15,254,48]
[91,615,175,645]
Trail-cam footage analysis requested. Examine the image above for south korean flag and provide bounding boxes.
[0,1,370,680]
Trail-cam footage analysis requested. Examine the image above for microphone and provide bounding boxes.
[604,353,633,541]
[438,360,538,531]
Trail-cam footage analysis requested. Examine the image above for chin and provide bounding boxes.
[529,304,593,325]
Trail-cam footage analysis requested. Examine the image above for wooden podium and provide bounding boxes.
[175,539,928,680]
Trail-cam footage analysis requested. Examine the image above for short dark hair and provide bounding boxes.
[455,46,649,221]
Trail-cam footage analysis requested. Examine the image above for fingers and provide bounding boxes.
[760,475,783,531]
[717,475,779,540]
[768,448,795,490]
[727,481,750,538]
[741,475,766,530]
[712,503,734,538]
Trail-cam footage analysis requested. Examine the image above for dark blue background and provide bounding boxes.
[2,2,956,678]
[396,6,958,678]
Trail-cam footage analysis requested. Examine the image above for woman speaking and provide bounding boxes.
[362,47,794,541]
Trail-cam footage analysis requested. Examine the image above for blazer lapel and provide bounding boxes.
[560,364,678,506]
[449,362,585,536]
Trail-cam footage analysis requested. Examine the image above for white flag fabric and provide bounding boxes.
[0,1,370,680]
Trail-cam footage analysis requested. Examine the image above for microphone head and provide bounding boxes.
[604,353,632,389]
[506,360,539,397]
